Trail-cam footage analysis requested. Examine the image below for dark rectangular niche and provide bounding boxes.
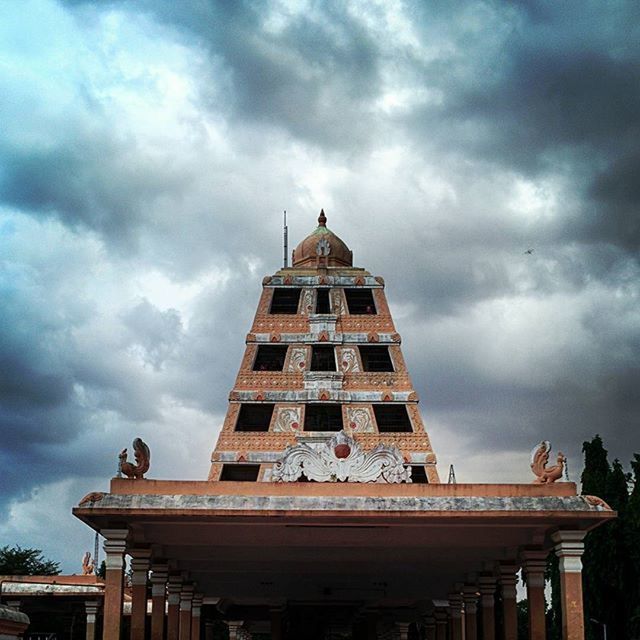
[304,404,343,431]
[410,465,429,483]
[372,404,413,432]
[359,345,394,372]
[344,288,377,314]
[220,464,260,481]
[310,345,336,371]
[235,403,275,431]
[270,288,302,314]
[253,345,288,371]
[315,288,331,314]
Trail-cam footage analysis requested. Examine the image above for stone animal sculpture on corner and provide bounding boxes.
[530,440,565,484]
[119,437,151,479]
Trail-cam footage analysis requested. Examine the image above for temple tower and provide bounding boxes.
[208,210,439,483]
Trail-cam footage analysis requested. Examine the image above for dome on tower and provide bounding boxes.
[291,210,353,268]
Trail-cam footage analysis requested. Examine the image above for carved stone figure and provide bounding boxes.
[530,440,565,484]
[119,438,151,479]
[582,495,612,510]
[82,552,95,575]
[78,491,105,506]
[272,430,411,483]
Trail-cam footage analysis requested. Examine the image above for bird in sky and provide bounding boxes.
[524,248,534,254]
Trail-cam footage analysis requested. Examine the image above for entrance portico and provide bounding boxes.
[74,478,613,639]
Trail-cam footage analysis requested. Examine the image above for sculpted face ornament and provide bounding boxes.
[272,430,412,483]
[316,237,331,257]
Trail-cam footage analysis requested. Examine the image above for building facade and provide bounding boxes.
[70,212,614,640]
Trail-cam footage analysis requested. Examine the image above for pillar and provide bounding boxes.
[395,622,410,640]
[227,621,244,640]
[424,615,436,640]
[521,551,548,640]
[498,565,518,640]
[191,594,203,640]
[85,600,99,640]
[150,563,168,640]
[130,549,151,640]
[463,586,479,640]
[552,531,586,640]
[102,529,128,640]
[434,609,448,640]
[204,621,214,640]
[478,574,496,640]
[167,574,183,640]
[270,606,285,640]
[448,592,464,640]
[179,584,194,640]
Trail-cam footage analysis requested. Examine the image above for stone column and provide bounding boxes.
[478,574,497,640]
[102,529,128,640]
[85,600,99,640]
[130,549,151,640]
[204,621,214,640]
[150,563,168,640]
[463,586,479,640]
[552,531,586,640]
[499,565,518,640]
[270,606,285,640]
[434,609,448,640]
[191,594,203,640]
[424,615,436,640]
[395,621,410,640]
[166,574,183,640]
[521,551,548,640]
[179,583,194,640]
[227,621,244,640]
[448,592,464,640]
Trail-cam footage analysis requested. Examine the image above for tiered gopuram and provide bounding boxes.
[208,210,438,485]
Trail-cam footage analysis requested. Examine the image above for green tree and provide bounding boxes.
[625,454,640,637]
[0,545,60,575]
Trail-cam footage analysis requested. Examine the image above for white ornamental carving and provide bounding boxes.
[316,237,331,256]
[301,289,314,315]
[340,347,361,373]
[331,289,345,315]
[272,431,412,483]
[287,347,307,372]
[346,407,374,433]
[273,407,301,433]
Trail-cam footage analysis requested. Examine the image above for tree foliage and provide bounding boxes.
[0,545,61,575]
[579,436,639,640]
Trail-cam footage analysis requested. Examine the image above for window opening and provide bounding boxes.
[410,465,429,483]
[270,288,302,314]
[315,289,331,314]
[310,345,336,371]
[253,345,288,371]
[220,464,260,481]
[344,289,376,314]
[235,404,275,432]
[373,404,412,432]
[304,404,343,431]
[359,346,394,372]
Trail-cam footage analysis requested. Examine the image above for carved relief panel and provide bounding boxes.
[331,289,346,316]
[286,346,309,372]
[345,405,375,433]
[272,405,303,433]
[300,288,315,315]
[338,347,361,373]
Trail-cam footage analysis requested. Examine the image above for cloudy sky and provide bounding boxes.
[1,0,639,573]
